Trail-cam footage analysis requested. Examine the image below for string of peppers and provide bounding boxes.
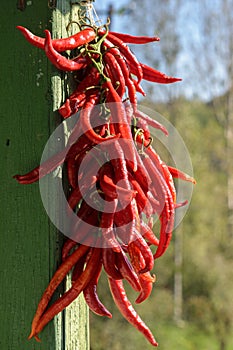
[14,10,195,347]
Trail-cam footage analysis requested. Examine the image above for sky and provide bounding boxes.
[90,0,231,102]
[91,0,130,31]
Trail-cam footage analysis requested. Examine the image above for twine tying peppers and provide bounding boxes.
[14,19,195,347]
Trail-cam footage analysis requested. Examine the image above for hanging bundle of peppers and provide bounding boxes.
[14,6,195,347]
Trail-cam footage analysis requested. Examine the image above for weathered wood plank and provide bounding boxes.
[0,1,88,349]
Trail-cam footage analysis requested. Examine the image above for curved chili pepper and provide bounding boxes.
[80,94,120,144]
[127,172,152,216]
[61,238,77,261]
[132,78,146,96]
[140,220,159,247]
[132,62,182,84]
[101,174,136,202]
[103,43,137,108]
[32,247,101,340]
[67,157,78,189]
[128,234,154,274]
[59,98,73,119]
[135,117,151,141]
[13,147,67,184]
[65,133,93,160]
[143,148,175,259]
[135,110,169,136]
[141,155,167,215]
[108,31,160,44]
[115,249,141,292]
[135,272,156,304]
[59,67,101,118]
[102,248,123,280]
[68,175,97,211]
[154,205,175,260]
[105,33,143,83]
[83,257,112,318]
[44,30,88,71]
[168,166,196,184]
[174,200,189,209]
[108,278,158,347]
[71,202,99,246]
[98,161,136,202]
[17,25,96,51]
[28,244,90,340]
[100,196,122,251]
[71,251,88,283]
[103,51,125,98]
[147,146,176,214]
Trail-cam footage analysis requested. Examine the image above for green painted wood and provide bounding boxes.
[0,1,89,349]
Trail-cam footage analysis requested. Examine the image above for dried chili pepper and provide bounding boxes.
[83,257,112,318]
[28,244,90,340]
[108,278,158,347]
[17,25,96,52]
[108,31,160,44]
[44,30,88,71]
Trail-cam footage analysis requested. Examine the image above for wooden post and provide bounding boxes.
[0,1,89,349]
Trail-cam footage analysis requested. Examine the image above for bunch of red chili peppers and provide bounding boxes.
[14,19,195,347]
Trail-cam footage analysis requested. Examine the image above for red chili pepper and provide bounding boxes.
[135,118,151,144]
[128,173,152,216]
[32,247,101,340]
[135,110,169,136]
[83,257,112,318]
[101,174,136,202]
[17,25,96,51]
[146,146,176,213]
[71,201,99,245]
[100,197,121,252]
[115,250,141,292]
[168,166,196,184]
[103,51,125,98]
[142,147,175,259]
[13,147,67,184]
[104,34,143,83]
[44,30,88,71]
[140,63,182,84]
[103,42,138,108]
[59,67,101,118]
[174,200,189,209]
[65,133,93,160]
[108,31,160,44]
[28,244,90,340]
[108,278,158,347]
[59,98,73,119]
[102,248,123,280]
[61,238,77,261]
[80,94,120,144]
[102,100,137,173]
[68,176,97,211]
[98,162,136,202]
[140,220,159,247]
[154,206,175,260]
[71,252,88,283]
[67,157,78,189]
[141,155,167,215]
[135,272,156,304]
[132,78,146,96]
[128,60,181,84]
[128,234,154,274]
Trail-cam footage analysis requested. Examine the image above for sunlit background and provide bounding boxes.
[88,1,233,349]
